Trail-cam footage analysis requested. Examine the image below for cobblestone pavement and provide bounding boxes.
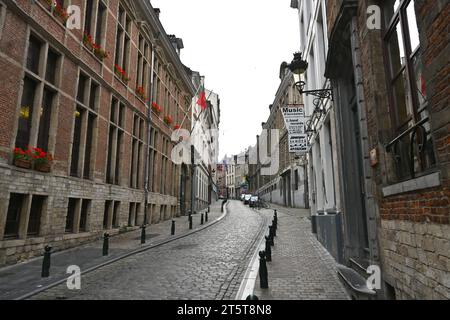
[253,206,350,300]
[30,201,268,300]
[0,201,224,300]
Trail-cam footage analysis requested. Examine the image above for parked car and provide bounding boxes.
[244,194,252,204]
[249,196,259,208]
[240,194,246,201]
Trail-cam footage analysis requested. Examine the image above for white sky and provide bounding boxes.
[151,0,300,160]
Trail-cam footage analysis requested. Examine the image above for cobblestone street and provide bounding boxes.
[30,201,268,300]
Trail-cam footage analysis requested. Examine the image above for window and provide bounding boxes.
[79,199,90,232]
[136,34,151,93]
[16,78,36,149]
[71,72,98,178]
[84,0,106,45]
[383,0,435,181]
[4,194,25,239]
[37,89,55,151]
[128,202,140,227]
[106,98,125,184]
[16,35,61,152]
[103,200,112,230]
[112,201,120,228]
[66,198,78,233]
[130,114,145,189]
[115,5,131,72]
[27,195,46,236]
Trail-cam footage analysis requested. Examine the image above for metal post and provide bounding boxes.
[189,214,193,230]
[205,211,208,222]
[269,226,274,246]
[201,213,204,225]
[141,225,146,244]
[259,251,268,289]
[103,233,109,256]
[171,220,176,235]
[41,245,52,278]
[272,220,277,237]
[265,236,272,262]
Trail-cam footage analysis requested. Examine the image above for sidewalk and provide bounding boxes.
[252,205,349,300]
[0,200,226,300]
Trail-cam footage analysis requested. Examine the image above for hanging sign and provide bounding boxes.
[281,104,309,153]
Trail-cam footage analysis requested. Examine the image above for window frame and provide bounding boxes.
[382,0,422,133]
[15,31,62,155]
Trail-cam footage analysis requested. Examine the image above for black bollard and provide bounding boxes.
[269,226,274,246]
[259,251,269,289]
[201,213,204,225]
[265,236,272,262]
[41,245,52,278]
[141,225,146,244]
[208,206,210,213]
[189,214,193,230]
[171,220,176,235]
[103,233,109,256]
[272,220,277,237]
[246,294,259,300]
[274,210,278,224]
[205,211,208,222]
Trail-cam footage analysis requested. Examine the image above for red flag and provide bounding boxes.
[197,91,207,110]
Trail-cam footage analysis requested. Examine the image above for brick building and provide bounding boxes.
[0,0,195,265]
[325,0,449,299]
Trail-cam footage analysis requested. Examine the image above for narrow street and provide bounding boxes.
[30,201,268,300]
[0,0,448,304]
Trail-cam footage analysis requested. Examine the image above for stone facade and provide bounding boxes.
[0,0,195,266]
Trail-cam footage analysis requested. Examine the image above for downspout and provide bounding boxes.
[144,44,156,226]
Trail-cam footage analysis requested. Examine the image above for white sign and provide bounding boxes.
[289,134,309,153]
[281,104,309,153]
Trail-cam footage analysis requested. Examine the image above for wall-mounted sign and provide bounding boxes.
[281,104,309,154]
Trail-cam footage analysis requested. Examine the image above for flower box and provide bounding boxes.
[35,162,51,173]
[14,158,32,169]
[136,86,147,101]
[151,102,162,115]
[114,64,130,84]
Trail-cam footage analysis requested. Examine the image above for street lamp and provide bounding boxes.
[287,52,333,101]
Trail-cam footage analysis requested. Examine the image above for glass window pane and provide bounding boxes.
[5,194,24,239]
[28,196,45,236]
[388,21,405,77]
[392,69,414,129]
[16,78,36,149]
[384,0,401,26]
[27,35,41,74]
[70,107,83,176]
[45,50,59,84]
[37,89,54,151]
[406,0,420,53]
[412,51,427,107]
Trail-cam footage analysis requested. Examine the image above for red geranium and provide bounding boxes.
[164,115,173,125]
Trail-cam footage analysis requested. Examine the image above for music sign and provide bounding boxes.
[281,104,309,153]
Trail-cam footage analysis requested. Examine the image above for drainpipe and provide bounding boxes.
[143,44,156,226]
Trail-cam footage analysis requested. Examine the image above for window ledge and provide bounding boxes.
[382,171,441,197]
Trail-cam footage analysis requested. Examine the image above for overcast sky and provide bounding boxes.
[151,0,300,160]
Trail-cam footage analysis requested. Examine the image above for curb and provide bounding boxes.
[235,209,271,300]
[15,202,230,300]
